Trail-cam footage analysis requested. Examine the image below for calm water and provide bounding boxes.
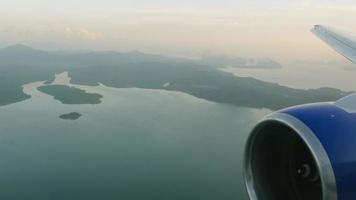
[0,78,270,200]
[222,64,356,91]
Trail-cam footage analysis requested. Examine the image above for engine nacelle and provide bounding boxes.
[244,94,356,200]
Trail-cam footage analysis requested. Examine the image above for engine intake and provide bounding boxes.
[244,107,338,200]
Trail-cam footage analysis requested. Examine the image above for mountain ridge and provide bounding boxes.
[0,44,282,69]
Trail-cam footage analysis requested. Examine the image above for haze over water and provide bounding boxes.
[0,76,270,199]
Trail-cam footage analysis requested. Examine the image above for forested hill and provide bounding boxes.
[0,45,350,110]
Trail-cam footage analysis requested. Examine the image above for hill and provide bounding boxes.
[0,44,350,110]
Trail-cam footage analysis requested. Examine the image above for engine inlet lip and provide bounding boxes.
[244,112,337,200]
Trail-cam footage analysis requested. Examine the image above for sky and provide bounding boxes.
[1,0,356,63]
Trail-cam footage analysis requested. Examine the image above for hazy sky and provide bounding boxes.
[1,0,356,62]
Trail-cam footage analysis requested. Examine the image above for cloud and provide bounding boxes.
[65,27,104,40]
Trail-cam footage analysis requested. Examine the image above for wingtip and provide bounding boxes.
[312,24,323,30]
[311,25,327,33]
[311,25,319,33]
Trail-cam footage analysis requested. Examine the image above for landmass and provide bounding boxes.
[59,112,82,120]
[37,85,103,104]
[0,44,351,110]
[0,65,58,106]
[68,62,350,110]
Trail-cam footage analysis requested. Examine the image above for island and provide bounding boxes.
[0,45,351,110]
[59,112,82,120]
[37,85,103,104]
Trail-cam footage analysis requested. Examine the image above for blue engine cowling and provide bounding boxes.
[244,94,356,200]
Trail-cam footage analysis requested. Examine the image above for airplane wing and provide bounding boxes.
[311,25,356,63]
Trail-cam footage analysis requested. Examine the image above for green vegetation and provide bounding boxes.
[0,65,58,106]
[0,44,351,110]
[38,85,103,104]
[0,45,192,106]
[59,112,82,120]
[68,62,350,110]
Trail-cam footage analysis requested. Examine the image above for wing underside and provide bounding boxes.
[311,25,356,63]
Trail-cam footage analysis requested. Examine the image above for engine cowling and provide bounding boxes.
[244,94,356,200]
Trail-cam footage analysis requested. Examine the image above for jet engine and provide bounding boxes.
[244,94,356,200]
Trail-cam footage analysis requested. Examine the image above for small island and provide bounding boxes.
[38,85,103,104]
[59,112,82,120]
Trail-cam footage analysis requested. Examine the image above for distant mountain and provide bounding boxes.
[0,44,191,68]
[1,44,42,53]
[0,44,50,65]
[0,45,282,69]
